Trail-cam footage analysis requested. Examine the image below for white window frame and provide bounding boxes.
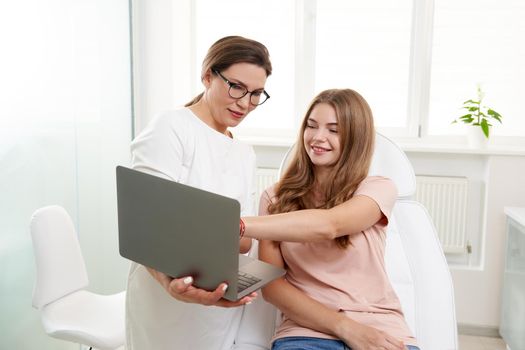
[132,0,525,148]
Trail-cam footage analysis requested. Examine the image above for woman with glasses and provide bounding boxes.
[126,35,272,350]
[241,89,419,349]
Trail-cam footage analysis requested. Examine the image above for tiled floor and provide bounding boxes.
[459,334,507,350]
[110,336,508,350]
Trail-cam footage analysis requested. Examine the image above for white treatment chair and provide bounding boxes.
[236,133,458,350]
[368,133,458,350]
[30,205,125,350]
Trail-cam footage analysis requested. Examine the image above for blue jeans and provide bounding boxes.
[272,336,421,350]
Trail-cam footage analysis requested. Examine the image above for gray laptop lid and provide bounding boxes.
[116,166,285,301]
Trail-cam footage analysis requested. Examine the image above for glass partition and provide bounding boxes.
[0,0,132,348]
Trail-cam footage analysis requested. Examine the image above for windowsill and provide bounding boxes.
[238,134,525,156]
[396,142,525,156]
[505,207,525,227]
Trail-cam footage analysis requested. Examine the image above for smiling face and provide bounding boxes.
[202,62,267,134]
[303,103,341,171]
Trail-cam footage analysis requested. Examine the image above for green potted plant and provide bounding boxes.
[452,85,503,146]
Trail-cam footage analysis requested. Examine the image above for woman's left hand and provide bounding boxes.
[334,314,405,350]
[146,266,257,307]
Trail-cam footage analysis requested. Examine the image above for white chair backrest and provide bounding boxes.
[367,133,419,334]
[369,133,416,198]
[30,205,89,309]
[392,201,458,349]
[368,133,456,349]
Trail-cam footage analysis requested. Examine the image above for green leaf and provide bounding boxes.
[488,109,503,123]
[468,106,479,112]
[481,118,493,126]
[480,119,490,138]
[457,113,474,122]
[460,116,475,123]
[463,99,479,104]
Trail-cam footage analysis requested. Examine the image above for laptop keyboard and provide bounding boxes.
[237,271,261,292]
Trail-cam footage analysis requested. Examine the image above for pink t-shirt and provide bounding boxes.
[262,176,417,346]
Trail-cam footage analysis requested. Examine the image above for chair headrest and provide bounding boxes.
[278,132,416,198]
[369,133,416,198]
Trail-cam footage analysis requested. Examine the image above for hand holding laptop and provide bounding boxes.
[145,266,257,307]
[116,166,285,304]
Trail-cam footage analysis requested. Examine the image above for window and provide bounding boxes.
[316,0,413,132]
[429,0,525,137]
[189,0,525,142]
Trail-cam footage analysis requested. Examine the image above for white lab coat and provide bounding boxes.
[125,108,276,350]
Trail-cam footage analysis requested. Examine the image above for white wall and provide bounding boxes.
[451,155,525,328]
[406,151,525,329]
[131,0,194,133]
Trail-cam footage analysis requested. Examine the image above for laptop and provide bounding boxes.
[116,166,285,301]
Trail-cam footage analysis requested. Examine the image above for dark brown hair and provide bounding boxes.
[185,36,272,106]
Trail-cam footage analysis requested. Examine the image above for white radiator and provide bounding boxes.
[415,175,468,254]
[254,170,469,254]
[254,168,279,210]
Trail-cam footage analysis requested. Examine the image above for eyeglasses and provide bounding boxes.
[213,69,270,106]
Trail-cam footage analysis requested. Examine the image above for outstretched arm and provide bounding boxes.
[243,190,386,242]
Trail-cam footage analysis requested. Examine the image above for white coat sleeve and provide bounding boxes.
[130,112,186,181]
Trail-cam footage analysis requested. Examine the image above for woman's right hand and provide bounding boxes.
[334,313,406,350]
[146,266,256,307]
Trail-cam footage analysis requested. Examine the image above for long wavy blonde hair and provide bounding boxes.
[268,89,375,248]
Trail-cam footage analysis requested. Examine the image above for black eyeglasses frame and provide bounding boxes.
[212,69,270,106]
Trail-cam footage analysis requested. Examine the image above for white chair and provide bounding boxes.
[274,133,458,350]
[30,205,126,350]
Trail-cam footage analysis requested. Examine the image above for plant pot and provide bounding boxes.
[467,126,489,149]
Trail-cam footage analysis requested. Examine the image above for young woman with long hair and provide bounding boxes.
[242,89,419,350]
